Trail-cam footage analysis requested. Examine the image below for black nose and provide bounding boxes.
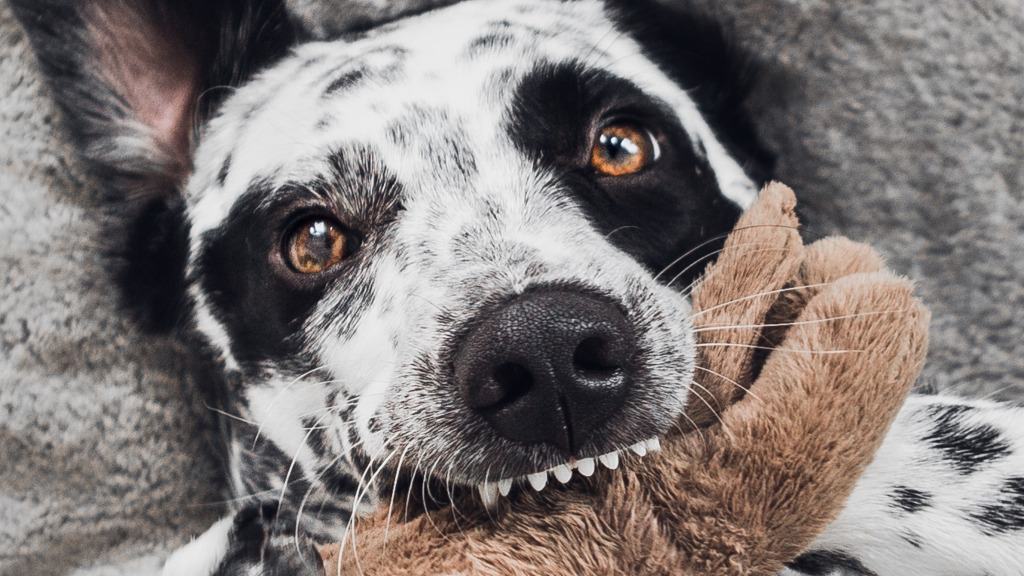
[455,289,636,454]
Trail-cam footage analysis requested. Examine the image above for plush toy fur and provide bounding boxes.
[319,183,930,575]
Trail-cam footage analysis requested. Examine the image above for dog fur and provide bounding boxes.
[317,183,929,575]
[11,0,1024,573]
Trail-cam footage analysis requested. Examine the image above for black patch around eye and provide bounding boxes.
[890,486,932,514]
[195,149,402,368]
[923,404,1011,474]
[970,476,1024,535]
[196,183,323,364]
[788,550,879,576]
[505,61,741,289]
[604,0,774,184]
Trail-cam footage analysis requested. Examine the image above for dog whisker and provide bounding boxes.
[653,226,798,284]
[696,342,863,354]
[693,308,912,333]
[694,365,763,404]
[687,281,836,320]
[204,403,258,426]
[252,365,332,448]
[294,450,347,573]
[276,407,339,519]
[669,245,791,291]
[383,443,413,554]
[687,380,733,439]
[339,446,393,573]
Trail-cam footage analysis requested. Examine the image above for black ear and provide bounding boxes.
[604,0,775,185]
[11,0,299,331]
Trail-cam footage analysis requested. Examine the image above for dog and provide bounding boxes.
[13,1,1023,574]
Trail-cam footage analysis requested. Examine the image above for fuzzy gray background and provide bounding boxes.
[1,0,1021,574]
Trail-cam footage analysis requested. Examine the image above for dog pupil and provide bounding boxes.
[306,220,336,264]
[601,133,637,162]
[310,220,328,238]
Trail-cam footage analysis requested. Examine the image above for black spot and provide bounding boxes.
[319,464,360,496]
[923,404,1011,474]
[217,154,232,186]
[300,54,325,70]
[900,531,924,549]
[367,415,384,434]
[335,391,357,421]
[506,61,741,289]
[890,486,932,514]
[788,550,878,576]
[387,107,477,180]
[970,476,1024,535]
[466,32,517,57]
[302,416,330,459]
[325,67,366,96]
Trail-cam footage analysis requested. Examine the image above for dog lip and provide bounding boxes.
[475,436,661,508]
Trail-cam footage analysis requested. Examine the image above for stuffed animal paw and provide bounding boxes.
[320,183,929,576]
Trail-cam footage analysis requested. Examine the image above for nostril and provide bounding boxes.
[473,362,533,411]
[573,336,622,377]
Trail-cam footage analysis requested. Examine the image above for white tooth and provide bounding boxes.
[478,483,499,509]
[630,441,648,457]
[498,478,513,497]
[645,437,661,452]
[552,464,572,484]
[599,452,619,470]
[527,471,548,491]
[576,457,596,477]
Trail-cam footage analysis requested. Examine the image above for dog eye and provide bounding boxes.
[284,217,349,274]
[590,123,659,176]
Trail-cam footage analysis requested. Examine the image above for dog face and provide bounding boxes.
[15,0,770,509]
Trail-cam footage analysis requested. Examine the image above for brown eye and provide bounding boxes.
[285,217,348,274]
[590,123,659,176]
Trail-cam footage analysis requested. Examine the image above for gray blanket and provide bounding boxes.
[1,1,1021,574]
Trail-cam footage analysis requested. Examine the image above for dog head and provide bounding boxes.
[15,0,771,508]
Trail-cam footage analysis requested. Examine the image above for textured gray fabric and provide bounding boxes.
[0,1,1020,574]
[707,0,1024,400]
[0,4,221,574]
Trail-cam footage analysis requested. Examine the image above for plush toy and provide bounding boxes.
[320,183,930,575]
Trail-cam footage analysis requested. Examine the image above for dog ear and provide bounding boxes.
[603,0,775,186]
[11,0,299,331]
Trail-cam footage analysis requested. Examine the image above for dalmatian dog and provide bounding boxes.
[12,0,1023,574]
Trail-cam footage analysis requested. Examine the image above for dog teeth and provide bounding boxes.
[497,477,513,497]
[478,483,499,509]
[476,436,660,504]
[576,457,596,477]
[527,471,548,491]
[552,464,573,484]
[599,451,620,470]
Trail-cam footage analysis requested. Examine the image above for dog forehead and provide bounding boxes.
[185,0,619,237]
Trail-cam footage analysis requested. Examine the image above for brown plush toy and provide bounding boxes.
[320,183,930,575]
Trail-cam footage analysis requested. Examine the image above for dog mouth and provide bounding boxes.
[474,436,661,508]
